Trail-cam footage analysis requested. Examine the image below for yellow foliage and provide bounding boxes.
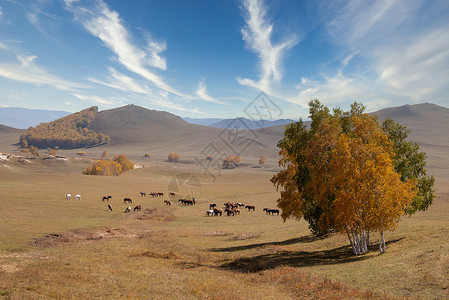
[259,155,267,165]
[168,152,180,162]
[83,154,133,176]
[222,155,241,169]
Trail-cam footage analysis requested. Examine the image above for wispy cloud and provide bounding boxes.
[237,0,298,94]
[64,0,185,97]
[72,93,120,106]
[0,54,87,91]
[290,1,449,110]
[87,67,152,95]
[195,79,225,104]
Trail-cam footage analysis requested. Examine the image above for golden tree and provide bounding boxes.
[222,155,241,169]
[259,154,267,165]
[168,152,180,163]
[114,154,134,172]
[29,145,39,156]
[101,150,109,158]
[272,101,420,255]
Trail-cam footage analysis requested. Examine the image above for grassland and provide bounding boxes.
[0,149,448,299]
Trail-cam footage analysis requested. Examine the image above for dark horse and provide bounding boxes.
[102,195,112,202]
[245,205,255,211]
[140,192,146,197]
[209,203,217,209]
[164,200,171,206]
[107,204,112,211]
[124,197,132,203]
[213,208,222,216]
[134,205,142,211]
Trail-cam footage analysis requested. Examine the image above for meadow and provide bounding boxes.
[1,149,448,299]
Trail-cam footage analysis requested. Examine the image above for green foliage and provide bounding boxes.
[382,119,435,214]
[19,106,110,149]
[83,154,133,176]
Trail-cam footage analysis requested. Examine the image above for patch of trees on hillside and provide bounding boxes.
[83,154,134,176]
[19,106,110,149]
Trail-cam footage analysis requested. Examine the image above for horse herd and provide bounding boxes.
[65,192,280,216]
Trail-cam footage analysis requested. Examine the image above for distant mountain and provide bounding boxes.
[183,117,224,126]
[0,107,70,129]
[208,117,294,129]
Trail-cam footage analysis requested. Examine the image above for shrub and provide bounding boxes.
[77,151,86,156]
[168,152,180,163]
[21,148,30,153]
[83,154,133,176]
[259,154,267,165]
[144,153,151,158]
[101,150,109,158]
[48,149,58,156]
[223,155,241,169]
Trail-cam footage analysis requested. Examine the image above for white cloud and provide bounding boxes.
[0,54,87,91]
[237,0,298,94]
[72,93,121,106]
[64,0,185,97]
[87,67,152,95]
[195,79,225,104]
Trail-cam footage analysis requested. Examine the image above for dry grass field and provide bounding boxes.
[1,103,449,299]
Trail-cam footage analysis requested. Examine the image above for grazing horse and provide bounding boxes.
[164,200,171,206]
[169,192,175,196]
[213,208,222,216]
[263,208,269,214]
[224,208,235,216]
[206,209,214,216]
[234,208,240,215]
[157,192,164,197]
[107,204,113,211]
[124,206,131,213]
[66,194,71,200]
[102,195,112,202]
[236,202,245,208]
[140,192,146,197]
[75,194,81,200]
[245,205,255,211]
[270,209,280,215]
[149,192,156,197]
[209,203,217,209]
[134,205,142,211]
[124,197,132,203]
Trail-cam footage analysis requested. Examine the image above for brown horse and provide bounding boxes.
[245,205,255,211]
[102,195,112,202]
[164,200,171,206]
[134,205,142,211]
[124,198,132,203]
[213,208,222,216]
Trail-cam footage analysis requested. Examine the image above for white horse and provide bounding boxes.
[75,194,81,200]
[124,206,131,213]
[206,209,214,216]
[108,204,113,211]
[66,194,71,200]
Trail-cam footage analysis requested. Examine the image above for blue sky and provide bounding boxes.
[1,0,449,120]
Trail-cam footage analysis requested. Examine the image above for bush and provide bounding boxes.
[101,150,109,158]
[77,151,86,156]
[48,149,58,156]
[21,148,30,153]
[259,154,267,165]
[29,145,39,156]
[168,152,180,163]
[83,154,133,176]
[223,155,241,169]
[144,153,151,158]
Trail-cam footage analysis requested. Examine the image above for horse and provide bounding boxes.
[270,209,280,215]
[157,192,164,197]
[234,208,240,215]
[209,203,217,209]
[124,197,132,203]
[102,195,112,202]
[224,208,235,216]
[164,200,171,206]
[66,194,71,200]
[149,192,156,197]
[134,205,142,211]
[245,205,255,211]
[107,204,113,211]
[236,202,245,208]
[206,209,214,216]
[169,192,175,196]
[213,208,222,216]
[124,206,131,213]
[75,194,81,200]
[140,192,146,197]
[263,208,269,214]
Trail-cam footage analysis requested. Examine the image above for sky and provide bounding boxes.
[1,0,449,120]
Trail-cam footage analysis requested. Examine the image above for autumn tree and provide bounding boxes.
[101,150,109,158]
[222,155,241,169]
[114,154,134,172]
[83,154,133,176]
[48,148,58,156]
[144,153,151,158]
[259,154,267,165]
[168,152,180,163]
[271,100,430,255]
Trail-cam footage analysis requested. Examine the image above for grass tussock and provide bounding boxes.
[129,250,181,260]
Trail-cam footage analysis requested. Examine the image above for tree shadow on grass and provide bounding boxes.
[219,237,404,273]
[210,235,318,253]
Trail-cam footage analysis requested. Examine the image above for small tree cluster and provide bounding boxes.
[101,150,109,158]
[168,152,180,163]
[48,148,58,156]
[259,154,267,165]
[83,154,133,176]
[77,151,86,156]
[29,145,39,156]
[222,155,241,169]
[144,153,151,158]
